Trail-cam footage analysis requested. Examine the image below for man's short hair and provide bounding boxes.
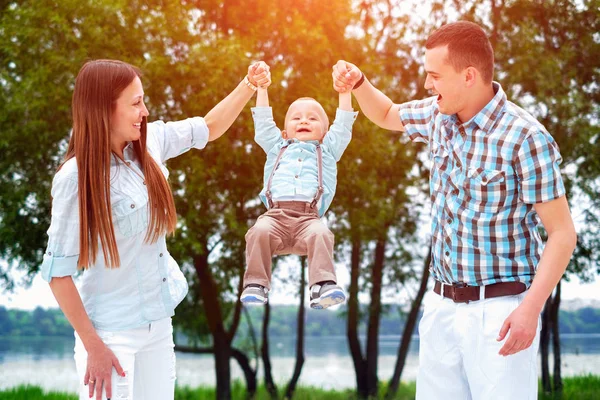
[426,21,494,83]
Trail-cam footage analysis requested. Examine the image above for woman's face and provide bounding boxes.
[111,76,149,152]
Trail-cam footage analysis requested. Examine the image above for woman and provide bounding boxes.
[41,59,270,400]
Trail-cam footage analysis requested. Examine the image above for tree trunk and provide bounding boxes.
[195,254,232,399]
[232,348,257,398]
[540,297,552,394]
[212,336,232,399]
[386,247,432,399]
[262,301,278,398]
[347,238,368,398]
[243,307,260,370]
[551,282,563,394]
[365,238,385,398]
[175,345,256,398]
[284,256,307,399]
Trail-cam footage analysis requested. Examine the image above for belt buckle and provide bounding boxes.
[452,281,470,304]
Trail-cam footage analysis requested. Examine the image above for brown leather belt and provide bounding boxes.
[433,280,526,303]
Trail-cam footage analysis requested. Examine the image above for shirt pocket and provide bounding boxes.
[112,192,149,238]
[463,167,507,213]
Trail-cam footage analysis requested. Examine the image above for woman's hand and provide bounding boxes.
[84,341,125,400]
[248,61,271,89]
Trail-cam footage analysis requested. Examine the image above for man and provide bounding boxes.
[333,21,577,399]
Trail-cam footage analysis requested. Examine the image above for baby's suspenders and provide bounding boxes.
[265,142,324,211]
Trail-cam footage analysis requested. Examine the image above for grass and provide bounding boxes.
[1,376,598,399]
[538,375,600,400]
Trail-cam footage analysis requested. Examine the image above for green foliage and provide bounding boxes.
[538,375,600,400]
[4,377,600,400]
[0,386,77,400]
[6,305,600,338]
[0,306,73,337]
[559,308,600,334]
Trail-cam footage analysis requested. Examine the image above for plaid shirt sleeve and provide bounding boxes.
[397,96,437,144]
[515,129,566,204]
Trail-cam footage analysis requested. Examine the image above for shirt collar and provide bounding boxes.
[285,138,321,146]
[441,82,506,133]
[110,142,135,166]
[468,82,506,132]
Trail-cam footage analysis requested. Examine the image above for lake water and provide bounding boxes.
[1,334,599,392]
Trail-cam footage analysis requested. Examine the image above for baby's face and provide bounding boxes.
[284,100,328,142]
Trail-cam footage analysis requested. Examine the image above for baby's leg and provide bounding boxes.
[293,217,336,287]
[244,210,288,290]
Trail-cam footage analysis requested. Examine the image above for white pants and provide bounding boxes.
[416,289,541,400]
[74,317,176,400]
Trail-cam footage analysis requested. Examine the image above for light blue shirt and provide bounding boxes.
[252,107,358,216]
[40,117,209,331]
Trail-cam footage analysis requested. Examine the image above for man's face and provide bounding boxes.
[424,45,467,116]
[283,100,328,141]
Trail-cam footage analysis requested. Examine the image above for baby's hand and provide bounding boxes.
[248,61,271,89]
[332,60,362,93]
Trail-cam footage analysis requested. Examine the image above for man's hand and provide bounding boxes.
[497,302,539,356]
[332,60,362,92]
[248,61,271,89]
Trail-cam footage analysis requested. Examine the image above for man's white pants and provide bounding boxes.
[74,317,176,400]
[416,289,541,400]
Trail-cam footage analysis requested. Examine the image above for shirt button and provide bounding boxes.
[298,158,302,162]
[159,253,163,257]
[295,175,299,179]
[48,251,52,256]
[126,161,131,166]
[130,204,135,209]
[162,278,166,282]
[482,177,487,182]
[447,218,452,223]
[445,251,450,256]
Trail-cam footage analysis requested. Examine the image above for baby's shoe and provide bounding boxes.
[241,284,268,305]
[309,281,346,310]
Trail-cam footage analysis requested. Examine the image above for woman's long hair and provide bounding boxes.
[63,59,177,269]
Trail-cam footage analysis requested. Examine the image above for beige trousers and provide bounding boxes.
[244,201,336,289]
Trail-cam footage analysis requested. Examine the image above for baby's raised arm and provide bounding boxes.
[334,69,353,111]
[339,90,352,111]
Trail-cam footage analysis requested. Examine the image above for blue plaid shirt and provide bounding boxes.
[399,83,565,287]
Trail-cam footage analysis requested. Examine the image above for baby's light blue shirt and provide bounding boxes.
[252,107,358,216]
